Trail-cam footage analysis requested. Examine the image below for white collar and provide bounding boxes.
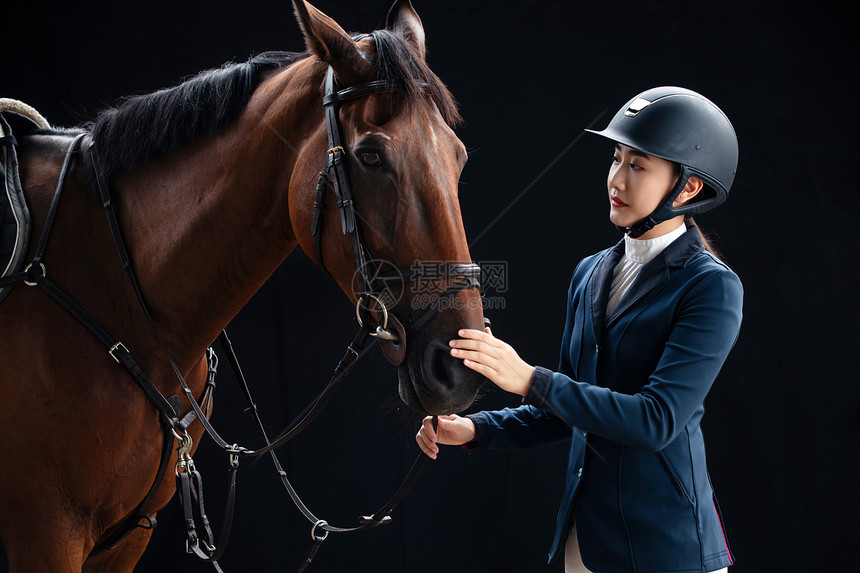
[623,222,687,264]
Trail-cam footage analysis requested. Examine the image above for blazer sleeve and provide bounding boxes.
[525,268,743,452]
[466,405,571,450]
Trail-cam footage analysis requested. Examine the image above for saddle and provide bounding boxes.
[0,99,50,304]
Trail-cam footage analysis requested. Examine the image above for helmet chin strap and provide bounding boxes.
[617,165,692,239]
[617,217,657,239]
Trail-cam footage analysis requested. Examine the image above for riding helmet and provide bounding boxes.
[586,86,739,237]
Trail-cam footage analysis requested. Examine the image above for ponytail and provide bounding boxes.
[685,216,723,260]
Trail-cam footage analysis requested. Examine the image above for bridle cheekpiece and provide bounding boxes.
[311,63,481,346]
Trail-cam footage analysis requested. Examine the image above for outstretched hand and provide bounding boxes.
[416,414,476,460]
[449,326,535,396]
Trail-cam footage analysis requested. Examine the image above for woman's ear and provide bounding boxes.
[674,176,704,207]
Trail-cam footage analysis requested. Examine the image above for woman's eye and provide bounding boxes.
[359,152,383,168]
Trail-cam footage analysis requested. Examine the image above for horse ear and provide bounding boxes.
[385,0,426,60]
[292,0,373,85]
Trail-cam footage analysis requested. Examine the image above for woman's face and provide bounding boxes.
[607,143,678,230]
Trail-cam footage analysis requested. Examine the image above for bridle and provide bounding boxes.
[312,62,482,349]
[1,53,484,572]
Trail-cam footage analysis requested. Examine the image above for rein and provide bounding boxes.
[3,60,482,571]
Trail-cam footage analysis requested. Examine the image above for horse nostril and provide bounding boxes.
[407,338,486,415]
[421,339,457,392]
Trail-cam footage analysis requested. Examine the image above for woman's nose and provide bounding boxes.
[608,163,625,191]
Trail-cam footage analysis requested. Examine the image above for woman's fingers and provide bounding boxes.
[416,432,438,459]
[449,328,535,396]
[416,415,439,459]
[455,328,499,346]
[422,415,437,441]
[416,430,437,459]
[450,329,506,372]
[449,339,498,363]
[416,415,477,459]
[450,328,506,358]
[450,346,495,363]
[461,357,495,378]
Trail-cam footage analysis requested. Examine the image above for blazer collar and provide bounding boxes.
[662,225,705,269]
[590,226,705,336]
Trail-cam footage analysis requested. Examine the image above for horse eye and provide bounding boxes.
[359,152,383,168]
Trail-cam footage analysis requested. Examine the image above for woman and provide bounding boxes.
[416,87,742,573]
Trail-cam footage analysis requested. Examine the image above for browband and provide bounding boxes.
[323,79,428,107]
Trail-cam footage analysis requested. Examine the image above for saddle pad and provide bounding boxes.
[0,112,33,304]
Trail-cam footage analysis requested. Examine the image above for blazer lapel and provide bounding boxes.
[605,226,705,328]
[605,262,670,327]
[589,241,624,341]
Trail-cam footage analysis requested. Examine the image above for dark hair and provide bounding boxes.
[685,216,723,259]
[670,164,723,259]
[369,30,461,127]
[80,31,459,196]
[86,51,303,189]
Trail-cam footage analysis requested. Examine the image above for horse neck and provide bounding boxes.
[115,61,323,363]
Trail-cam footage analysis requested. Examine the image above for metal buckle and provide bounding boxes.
[108,341,129,364]
[185,535,215,554]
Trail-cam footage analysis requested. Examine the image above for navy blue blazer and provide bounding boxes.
[468,227,742,572]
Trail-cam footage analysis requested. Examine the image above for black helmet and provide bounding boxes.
[586,86,739,237]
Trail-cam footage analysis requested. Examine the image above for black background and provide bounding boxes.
[2,1,857,572]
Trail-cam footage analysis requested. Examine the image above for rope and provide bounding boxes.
[0,98,51,135]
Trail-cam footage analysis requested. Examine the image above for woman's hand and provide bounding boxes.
[416,414,476,460]
[449,327,535,396]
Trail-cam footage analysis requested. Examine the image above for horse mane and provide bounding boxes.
[86,51,304,188]
[76,30,459,191]
[367,30,461,128]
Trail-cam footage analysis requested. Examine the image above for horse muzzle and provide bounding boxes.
[397,336,485,416]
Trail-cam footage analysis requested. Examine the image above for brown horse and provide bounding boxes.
[0,1,485,570]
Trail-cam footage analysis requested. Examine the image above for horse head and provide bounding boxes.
[288,0,486,416]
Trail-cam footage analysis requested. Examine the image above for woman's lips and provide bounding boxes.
[611,196,628,207]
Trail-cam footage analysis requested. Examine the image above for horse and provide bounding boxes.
[0,1,485,570]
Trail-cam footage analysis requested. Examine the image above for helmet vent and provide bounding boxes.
[624,97,652,117]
